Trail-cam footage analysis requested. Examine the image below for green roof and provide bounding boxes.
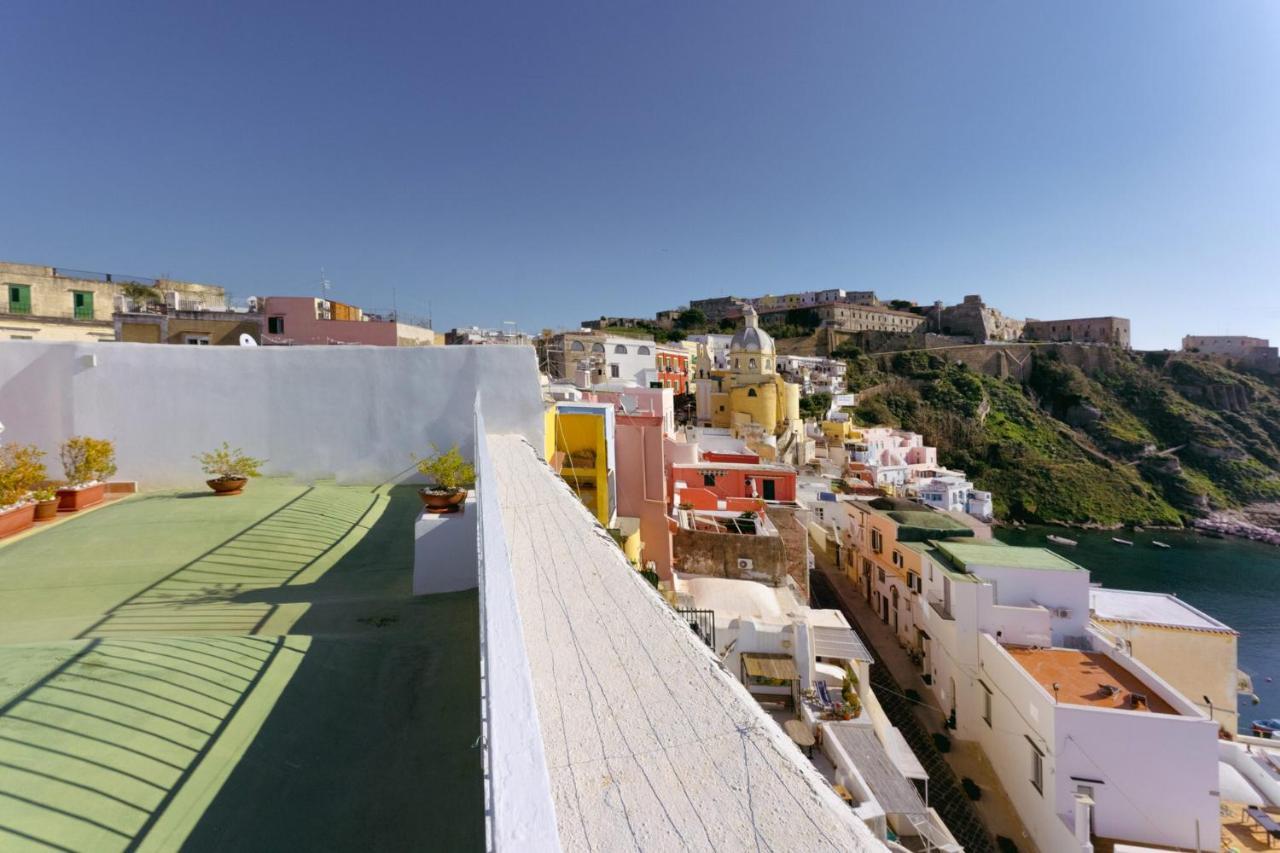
[0,479,483,851]
[886,510,974,542]
[932,539,1085,572]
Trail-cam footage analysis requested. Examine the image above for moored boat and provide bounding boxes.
[1047,534,1078,546]
[1112,537,1133,546]
[1152,541,1171,549]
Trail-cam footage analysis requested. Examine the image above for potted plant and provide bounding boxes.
[196,442,265,495]
[57,436,116,511]
[415,444,475,513]
[0,443,45,538]
[32,487,59,521]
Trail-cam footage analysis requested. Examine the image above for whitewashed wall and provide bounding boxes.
[0,341,544,487]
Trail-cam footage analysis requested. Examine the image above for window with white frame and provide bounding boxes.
[1030,741,1044,793]
[185,335,211,345]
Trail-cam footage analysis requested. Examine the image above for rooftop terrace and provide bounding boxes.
[933,539,1084,573]
[0,479,482,851]
[1005,647,1178,715]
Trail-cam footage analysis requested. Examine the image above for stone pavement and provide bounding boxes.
[811,548,1038,852]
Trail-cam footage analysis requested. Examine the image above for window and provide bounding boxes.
[185,335,211,345]
[907,571,919,593]
[72,290,94,320]
[592,343,605,353]
[268,316,285,334]
[615,344,627,354]
[892,550,904,568]
[1030,742,1044,794]
[747,388,757,397]
[570,340,585,351]
[9,334,33,340]
[748,358,757,370]
[877,567,886,583]
[610,364,620,378]
[871,528,883,553]
[981,682,992,727]
[637,346,650,355]
[703,472,716,487]
[762,479,775,501]
[7,284,31,315]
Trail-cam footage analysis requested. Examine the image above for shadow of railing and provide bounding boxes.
[0,636,285,852]
[76,487,379,639]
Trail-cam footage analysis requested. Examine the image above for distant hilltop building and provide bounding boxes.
[1023,315,1130,348]
[1183,335,1279,372]
[1,260,225,343]
[926,294,1024,343]
[443,326,529,346]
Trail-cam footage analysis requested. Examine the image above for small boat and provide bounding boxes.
[1047,534,1078,546]
[1152,541,1171,549]
[1133,526,1145,533]
[1112,537,1133,546]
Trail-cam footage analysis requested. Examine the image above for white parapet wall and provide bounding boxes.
[413,495,479,595]
[0,340,545,486]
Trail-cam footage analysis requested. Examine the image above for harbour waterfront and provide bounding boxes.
[995,525,1280,734]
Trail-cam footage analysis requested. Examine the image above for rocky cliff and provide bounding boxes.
[843,346,1280,529]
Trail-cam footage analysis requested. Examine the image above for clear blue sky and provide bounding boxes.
[2,1,1277,348]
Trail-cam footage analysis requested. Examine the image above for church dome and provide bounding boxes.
[730,306,775,354]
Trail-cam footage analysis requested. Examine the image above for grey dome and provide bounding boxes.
[730,307,775,354]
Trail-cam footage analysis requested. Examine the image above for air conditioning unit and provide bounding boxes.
[1053,607,1073,619]
[737,558,753,572]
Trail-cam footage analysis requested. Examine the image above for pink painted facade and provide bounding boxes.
[261,297,435,346]
[613,412,674,578]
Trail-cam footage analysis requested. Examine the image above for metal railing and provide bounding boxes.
[53,267,159,286]
[676,608,716,650]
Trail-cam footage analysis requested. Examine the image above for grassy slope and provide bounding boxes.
[846,348,1280,527]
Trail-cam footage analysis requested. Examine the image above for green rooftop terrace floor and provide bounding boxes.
[0,479,482,852]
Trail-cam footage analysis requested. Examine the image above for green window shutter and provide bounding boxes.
[8,285,31,314]
[73,290,94,320]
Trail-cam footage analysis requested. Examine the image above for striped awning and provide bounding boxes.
[814,625,873,663]
[742,653,799,680]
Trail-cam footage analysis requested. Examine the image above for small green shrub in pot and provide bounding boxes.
[197,443,266,494]
[415,444,476,513]
[60,437,116,488]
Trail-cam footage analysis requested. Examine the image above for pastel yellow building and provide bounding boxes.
[545,401,617,528]
[694,307,805,462]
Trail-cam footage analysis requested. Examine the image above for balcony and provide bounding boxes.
[927,593,955,621]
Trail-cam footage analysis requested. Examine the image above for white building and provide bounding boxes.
[568,334,659,387]
[776,354,848,395]
[912,539,1220,852]
[915,474,993,521]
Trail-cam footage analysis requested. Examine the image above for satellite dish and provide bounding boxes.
[239,334,258,347]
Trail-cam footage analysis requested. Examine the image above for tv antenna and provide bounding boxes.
[319,267,332,299]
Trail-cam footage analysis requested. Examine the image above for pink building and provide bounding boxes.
[670,463,798,509]
[260,297,436,346]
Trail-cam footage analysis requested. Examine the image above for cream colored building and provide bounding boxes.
[1089,587,1240,734]
[1,261,225,342]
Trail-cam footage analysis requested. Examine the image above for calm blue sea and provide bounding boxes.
[994,525,1280,733]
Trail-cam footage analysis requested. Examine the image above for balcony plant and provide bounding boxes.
[32,487,59,521]
[0,443,46,538]
[415,444,475,513]
[196,442,265,496]
[57,436,116,511]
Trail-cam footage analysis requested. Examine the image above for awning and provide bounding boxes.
[742,653,799,680]
[883,726,928,781]
[813,625,873,663]
[827,725,928,816]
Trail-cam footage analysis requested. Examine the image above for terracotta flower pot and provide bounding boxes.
[57,482,106,511]
[419,488,467,514]
[34,499,59,521]
[0,502,36,539]
[207,476,248,496]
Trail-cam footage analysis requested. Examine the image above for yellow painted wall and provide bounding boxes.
[729,381,779,433]
[550,408,612,527]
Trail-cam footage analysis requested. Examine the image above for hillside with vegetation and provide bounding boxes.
[835,344,1280,528]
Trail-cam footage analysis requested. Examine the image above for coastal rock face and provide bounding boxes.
[1195,508,1280,545]
[845,345,1280,528]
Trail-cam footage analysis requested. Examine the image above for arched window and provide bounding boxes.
[591,343,605,353]
[637,346,650,355]
[570,341,585,352]
[734,358,740,369]
[748,358,757,370]
[747,388,757,397]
